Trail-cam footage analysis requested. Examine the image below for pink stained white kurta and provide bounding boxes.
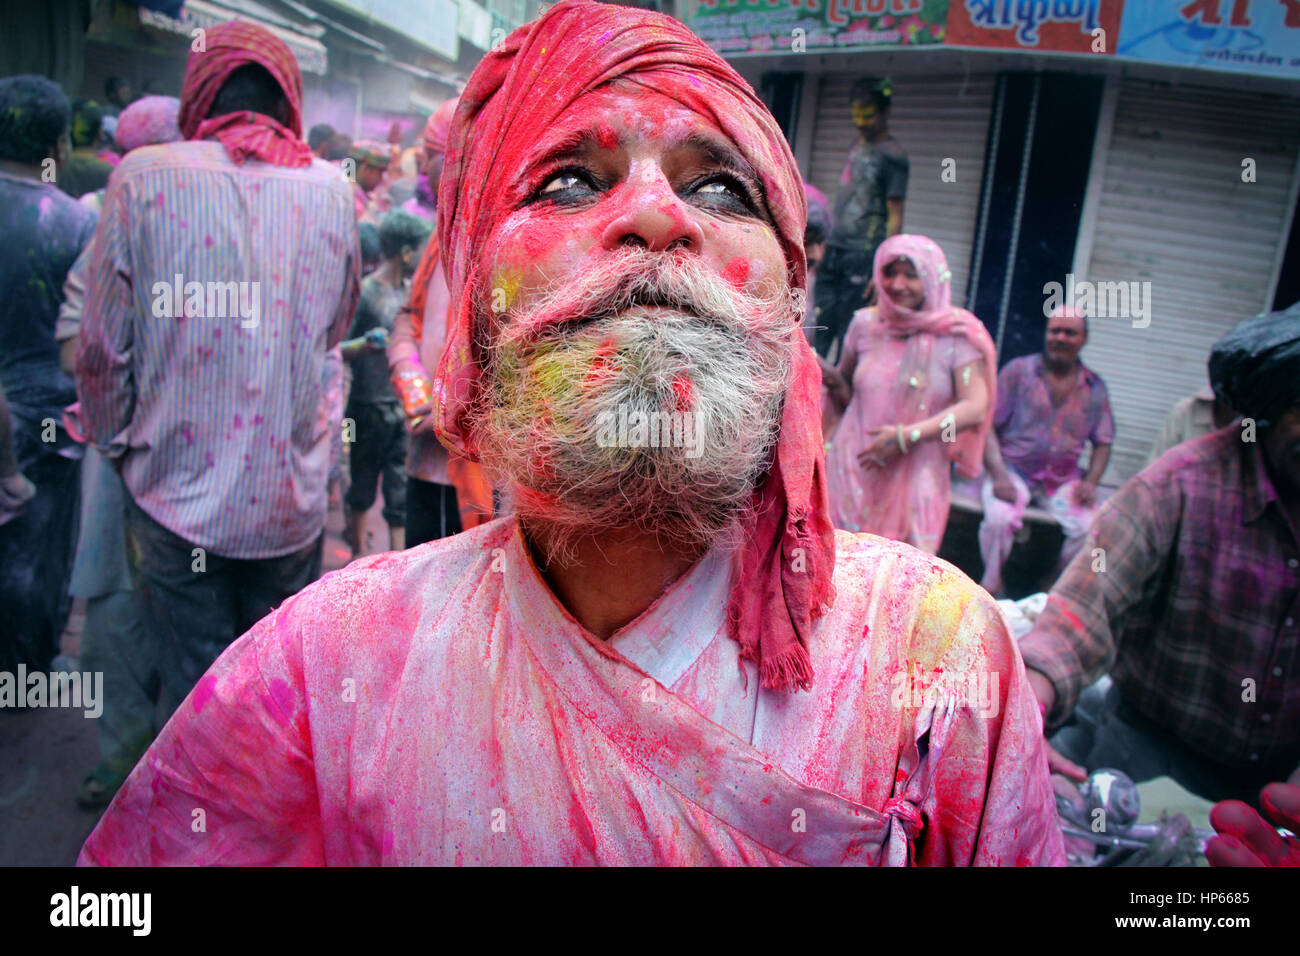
[79,518,1064,866]
[827,307,983,552]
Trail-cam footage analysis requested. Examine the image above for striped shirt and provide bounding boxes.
[1020,425,1300,771]
[77,141,361,558]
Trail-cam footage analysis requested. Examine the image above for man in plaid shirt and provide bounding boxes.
[1020,306,1300,804]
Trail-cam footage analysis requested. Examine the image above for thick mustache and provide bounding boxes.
[499,256,726,348]
[552,288,700,335]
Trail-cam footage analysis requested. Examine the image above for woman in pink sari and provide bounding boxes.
[824,234,996,553]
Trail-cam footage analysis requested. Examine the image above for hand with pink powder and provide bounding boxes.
[1207,773,1300,867]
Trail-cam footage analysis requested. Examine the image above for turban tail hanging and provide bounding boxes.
[432,0,835,690]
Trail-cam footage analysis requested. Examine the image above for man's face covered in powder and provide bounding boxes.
[472,81,797,554]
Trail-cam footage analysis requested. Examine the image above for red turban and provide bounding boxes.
[433,0,835,692]
[423,97,458,156]
[178,20,312,167]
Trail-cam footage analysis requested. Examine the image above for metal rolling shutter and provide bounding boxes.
[807,72,996,308]
[1079,78,1300,485]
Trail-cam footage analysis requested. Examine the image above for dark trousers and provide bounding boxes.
[0,413,80,673]
[1057,682,1294,806]
[812,245,875,360]
[80,588,158,778]
[345,401,408,527]
[124,494,322,716]
[405,477,462,547]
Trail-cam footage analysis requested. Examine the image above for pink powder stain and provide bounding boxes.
[192,674,218,714]
[233,413,242,429]
[382,831,395,855]
[155,192,165,206]
[204,235,214,248]
[265,678,295,726]
[594,123,619,150]
[722,257,750,290]
[655,199,686,233]
[671,373,693,413]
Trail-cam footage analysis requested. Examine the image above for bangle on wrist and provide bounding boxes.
[896,423,907,454]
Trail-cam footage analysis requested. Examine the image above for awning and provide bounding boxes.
[138,0,328,75]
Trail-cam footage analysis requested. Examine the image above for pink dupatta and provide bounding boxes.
[872,234,997,480]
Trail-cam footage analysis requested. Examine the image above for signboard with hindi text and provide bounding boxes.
[680,0,948,56]
[1117,0,1300,79]
[945,0,1124,53]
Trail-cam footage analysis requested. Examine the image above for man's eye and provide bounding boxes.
[540,172,587,194]
[694,176,752,205]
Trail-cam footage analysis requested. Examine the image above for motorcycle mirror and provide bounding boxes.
[1081,768,1141,835]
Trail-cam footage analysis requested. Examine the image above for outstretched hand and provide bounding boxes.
[1026,668,1086,782]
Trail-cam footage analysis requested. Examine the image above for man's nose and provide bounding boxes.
[600,168,705,253]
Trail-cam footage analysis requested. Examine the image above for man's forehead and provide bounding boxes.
[528,86,753,167]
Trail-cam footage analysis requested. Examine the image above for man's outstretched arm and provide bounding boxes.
[1019,476,1173,727]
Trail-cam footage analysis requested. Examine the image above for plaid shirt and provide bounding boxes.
[1020,425,1300,771]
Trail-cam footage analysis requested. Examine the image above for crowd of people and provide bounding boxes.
[1,0,1296,867]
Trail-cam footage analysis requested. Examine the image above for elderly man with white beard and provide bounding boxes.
[80,0,1063,867]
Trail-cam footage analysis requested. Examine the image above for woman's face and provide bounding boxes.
[882,257,924,310]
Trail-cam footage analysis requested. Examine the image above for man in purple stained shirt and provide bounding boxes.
[1021,307,1300,805]
[77,23,360,716]
[977,307,1114,595]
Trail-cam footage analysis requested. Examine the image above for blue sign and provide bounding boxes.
[1118,0,1300,78]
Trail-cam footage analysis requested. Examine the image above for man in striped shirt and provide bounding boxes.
[78,22,360,716]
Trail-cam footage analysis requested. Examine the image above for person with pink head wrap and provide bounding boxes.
[398,98,458,223]
[387,97,492,545]
[978,306,1114,595]
[79,1,1061,867]
[75,18,360,744]
[177,20,312,168]
[824,234,997,554]
[113,95,181,154]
